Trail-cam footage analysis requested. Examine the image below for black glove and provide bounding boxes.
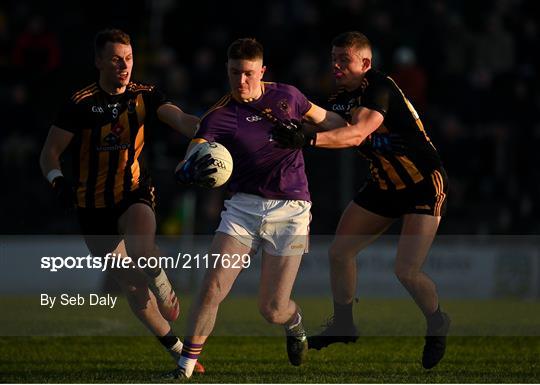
[368,133,407,155]
[175,150,217,188]
[271,119,316,149]
[51,176,75,209]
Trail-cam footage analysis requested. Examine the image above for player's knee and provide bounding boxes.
[394,266,418,287]
[259,304,288,324]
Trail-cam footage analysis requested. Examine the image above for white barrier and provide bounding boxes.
[0,235,538,299]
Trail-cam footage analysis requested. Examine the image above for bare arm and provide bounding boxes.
[157,103,200,139]
[39,125,74,180]
[313,107,384,148]
[303,103,347,131]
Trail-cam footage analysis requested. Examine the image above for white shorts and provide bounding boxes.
[216,193,311,256]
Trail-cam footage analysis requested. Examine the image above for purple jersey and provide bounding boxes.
[196,82,312,201]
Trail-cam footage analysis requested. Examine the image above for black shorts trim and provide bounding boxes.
[353,168,448,218]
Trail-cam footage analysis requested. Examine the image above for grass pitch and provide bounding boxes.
[0,297,538,383]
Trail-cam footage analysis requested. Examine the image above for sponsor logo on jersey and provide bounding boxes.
[96,143,131,152]
[332,98,357,114]
[96,130,130,151]
[246,115,263,122]
[277,98,290,113]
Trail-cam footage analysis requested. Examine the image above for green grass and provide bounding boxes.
[0,297,539,383]
[0,336,538,383]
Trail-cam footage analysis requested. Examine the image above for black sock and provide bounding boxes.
[157,328,179,349]
[426,305,444,330]
[334,301,353,326]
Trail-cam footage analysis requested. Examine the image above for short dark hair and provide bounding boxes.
[94,28,131,57]
[332,31,371,51]
[227,38,263,61]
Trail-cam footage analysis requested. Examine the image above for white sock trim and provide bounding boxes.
[287,312,302,330]
[151,269,171,299]
[47,169,63,184]
[170,339,183,356]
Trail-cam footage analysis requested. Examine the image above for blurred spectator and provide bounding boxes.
[390,46,427,112]
[0,10,11,70]
[471,13,515,77]
[12,14,60,75]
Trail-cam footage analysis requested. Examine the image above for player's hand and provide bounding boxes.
[271,119,316,149]
[368,133,406,155]
[175,150,217,188]
[51,176,75,209]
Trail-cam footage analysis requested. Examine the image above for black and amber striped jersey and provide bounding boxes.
[53,81,170,208]
[328,69,443,191]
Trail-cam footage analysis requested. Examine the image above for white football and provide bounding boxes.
[187,142,233,187]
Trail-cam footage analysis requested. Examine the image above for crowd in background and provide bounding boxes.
[1,0,539,235]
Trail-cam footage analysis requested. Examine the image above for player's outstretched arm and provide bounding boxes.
[270,103,349,149]
[157,104,200,139]
[313,107,383,149]
[303,103,347,132]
